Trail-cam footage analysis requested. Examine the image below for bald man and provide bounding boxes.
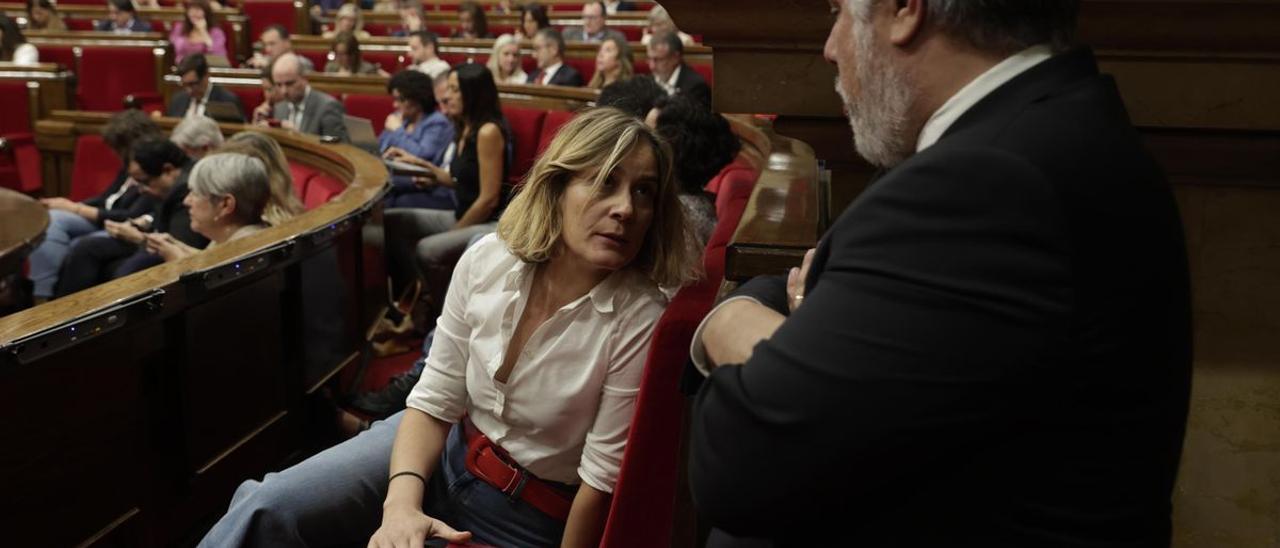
[266,53,349,142]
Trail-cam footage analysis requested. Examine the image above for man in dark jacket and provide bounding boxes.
[96,0,150,33]
[689,1,1191,546]
[166,53,245,122]
[646,31,709,107]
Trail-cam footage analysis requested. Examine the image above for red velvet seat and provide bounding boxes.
[615,26,643,42]
[297,50,330,73]
[63,18,94,31]
[689,62,714,88]
[499,106,546,185]
[78,47,160,111]
[69,135,123,202]
[427,24,452,37]
[242,0,298,42]
[343,94,396,135]
[303,173,345,210]
[537,110,576,155]
[229,86,265,116]
[633,59,651,75]
[288,161,319,200]
[489,24,517,36]
[438,51,472,66]
[564,57,596,85]
[0,81,41,193]
[38,45,77,73]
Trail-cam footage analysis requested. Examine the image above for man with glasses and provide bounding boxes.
[560,1,625,43]
[166,53,245,122]
[263,53,349,142]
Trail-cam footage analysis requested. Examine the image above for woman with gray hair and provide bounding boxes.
[145,152,272,261]
[169,115,225,159]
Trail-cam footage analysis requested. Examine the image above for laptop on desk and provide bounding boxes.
[203,100,245,124]
[343,115,380,154]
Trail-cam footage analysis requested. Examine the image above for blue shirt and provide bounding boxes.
[381,110,457,210]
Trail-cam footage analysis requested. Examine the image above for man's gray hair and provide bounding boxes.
[188,152,271,225]
[854,0,1079,52]
[170,115,225,151]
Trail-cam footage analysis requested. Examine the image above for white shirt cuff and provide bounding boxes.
[688,296,764,377]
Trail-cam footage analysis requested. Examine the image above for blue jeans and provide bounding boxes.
[28,210,99,298]
[198,411,569,547]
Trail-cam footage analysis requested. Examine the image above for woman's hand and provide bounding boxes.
[383,112,404,132]
[786,248,815,313]
[104,219,146,245]
[144,232,192,262]
[367,504,470,548]
[40,197,78,213]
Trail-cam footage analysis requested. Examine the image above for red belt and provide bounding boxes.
[462,418,574,521]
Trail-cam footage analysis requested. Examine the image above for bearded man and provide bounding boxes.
[688,1,1192,545]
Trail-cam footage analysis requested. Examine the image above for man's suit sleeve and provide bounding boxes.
[215,86,246,121]
[562,66,584,87]
[689,146,1074,537]
[318,98,349,142]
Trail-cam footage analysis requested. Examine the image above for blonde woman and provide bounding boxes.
[198,107,695,547]
[587,35,633,89]
[323,3,372,41]
[218,131,304,226]
[484,33,528,85]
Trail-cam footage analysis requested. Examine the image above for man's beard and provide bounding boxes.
[836,19,915,168]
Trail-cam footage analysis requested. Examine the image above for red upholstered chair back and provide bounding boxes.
[77,47,159,111]
[615,26,643,41]
[297,50,330,73]
[39,44,77,73]
[342,93,396,135]
[230,86,265,116]
[242,0,298,44]
[437,51,471,66]
[632,59,651,76]
[427,24,452,37]
[564,57,595,85]
[536,110,576,155]
[364,22,395,36]
[499,106,546,185]
[363,51,406,73]
[690,62,714,88]
[57,0,100,5]
[69,135,123,202]
[303,173,345,210]
[489,24,516,36]
[63,18,94,30]
[0,81,31,135]
[288,161,319,200]
[149,19,168,32]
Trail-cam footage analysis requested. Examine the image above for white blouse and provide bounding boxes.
[12,43,39,65]
[406,234,667,493]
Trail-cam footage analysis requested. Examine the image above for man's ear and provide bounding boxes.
[888,0,926,47]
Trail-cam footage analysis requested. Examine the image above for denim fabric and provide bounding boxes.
[199,411,569,547]
[28,210,99,298]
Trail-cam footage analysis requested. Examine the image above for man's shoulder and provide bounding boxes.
[311,88,342,109]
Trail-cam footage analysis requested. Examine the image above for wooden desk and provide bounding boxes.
[0,188,48,279]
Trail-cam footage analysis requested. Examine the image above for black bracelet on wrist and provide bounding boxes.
[388,470,427,486]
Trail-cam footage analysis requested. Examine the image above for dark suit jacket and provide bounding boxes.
[690,48,1191,546]
[82,167,155,226]
[527,63,584,87]
[165,84,245,122]
[670,63,711,107]
[272,88,349,142]
[95,18,151,33]
[153,162,209,249]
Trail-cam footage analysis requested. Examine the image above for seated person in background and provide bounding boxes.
[170,0,227,64]
[217,131,304,226]
[197,107,694,548]
[407,30,450,79]
[145,153,273,261]
[492,0,516,15]
[324,31,387,76]
[647,31,710,107]
[641,5,694,46]
[562,1,625,43]
[166,53,245,121]
[323,3,372,40]
[30,110,160,302]
[0,14,37,65]
[485,33,527,85]
[110,116,224,277]
[247,25,315,72]
[391,1,426,38]
[587,36,633,89]
[516,2,550,40]
[26,0,66,31]
[251,67,282,124]
[97,0,150,34]
[54,138,206,297]
[371,0,398,12]
[648,94,740,247]
[381,69,456,209]
[267,53,349,141]
[381,64,509,316]
[597,75,667,118]
[603,0,635,15]
[452,1,492,39]
[528,28,583,86]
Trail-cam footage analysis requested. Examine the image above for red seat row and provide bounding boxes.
[0,81,42,193]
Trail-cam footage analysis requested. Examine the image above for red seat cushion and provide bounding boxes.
[689,62,714,88]
[537,110,576,155]
[38,45,77,73]
[303,173,345,210]
[499,106,546,185]
[297,50,331,73]
[0,134,42,194]
[78,47,160,111]
[564,57,595,85]
[615,26,643,42]
[63,18,94,31]
[362,51,406,73]
[69,135,122,202]
[288,161,319,199]
[364,22,396,36]
[229,86,265,116]
[342,94,396,135]
[0,81,32,135]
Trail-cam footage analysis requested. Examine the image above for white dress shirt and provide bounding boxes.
[414,57,451,80]
[186,83,214,118]
[656,65,681,95]
[12,43,39,65]
[688,44,1056,376]
[406,234,667,492]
